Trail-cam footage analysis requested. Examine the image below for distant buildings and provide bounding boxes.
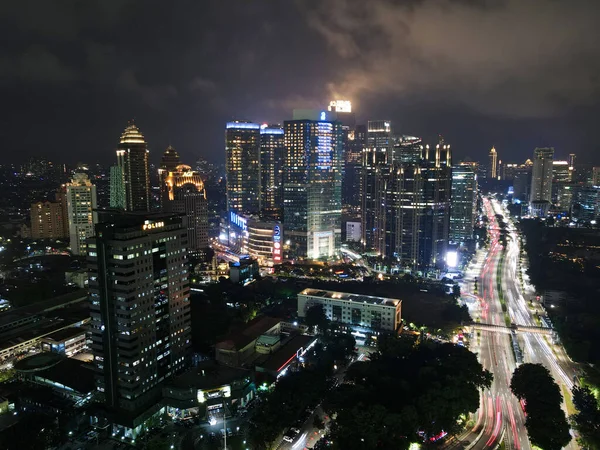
[450,164,477,244]
[297,288,402,332]
[30,197,68,240]
[530,147,554,216]
[283,110,343,260]
[88,212,190,433]
[488,147,498,180]
[65,173,97,255]
[225,121,261,215]
[115,122,151,212]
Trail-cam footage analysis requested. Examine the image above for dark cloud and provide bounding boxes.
[0,0,599,166]
[301,0,600,118]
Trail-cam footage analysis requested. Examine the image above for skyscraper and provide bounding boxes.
[158,146,181,209]
[283,110,343,260]
[259,124,284,220]
[65,173,97,255]
[551,160,573,210]
[488,147,498,179]
[449,165,477,244]
[513,164,532,203]
[88,213,190,431]
[530,147,554,216]
[163,165,209,253]
[342,124,365,210]
[116,122,150,212]
[225,121,261,215]
[361,121,393,250]
[109,166,126,210]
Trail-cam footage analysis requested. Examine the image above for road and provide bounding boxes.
[452,197,579,450]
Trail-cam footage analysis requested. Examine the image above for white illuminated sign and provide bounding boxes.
[328,100,352,113]
[142,221,165,231]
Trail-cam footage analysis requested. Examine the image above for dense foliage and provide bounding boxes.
[324,336,492,449]
[510,363,571,450]
[570,385,600,449]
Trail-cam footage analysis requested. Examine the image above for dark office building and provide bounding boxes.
[88,212,191,435]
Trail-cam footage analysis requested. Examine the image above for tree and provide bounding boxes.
[510,364,571,450]
[305,304,329,333]
[571,385,600,449]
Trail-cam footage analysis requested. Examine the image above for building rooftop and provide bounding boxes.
[216,316,281,351]
[170,361,251,390]
[41,326,86,343]
[258,335,315,374]
[299,289,401,307]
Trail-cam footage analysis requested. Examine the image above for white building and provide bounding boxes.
[65,173,97,255]
[345,221,361,242]
[297,288,401,331]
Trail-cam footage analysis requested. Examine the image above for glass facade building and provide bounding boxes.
[116,122,151,212]
[449,165,477,244]
[259,125,284,220]
[283,113,343,260]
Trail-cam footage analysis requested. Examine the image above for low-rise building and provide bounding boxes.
[297,288,401,332]
[229,257,259,284]
[40,327,87,357]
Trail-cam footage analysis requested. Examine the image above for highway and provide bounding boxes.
[452,197,579,450]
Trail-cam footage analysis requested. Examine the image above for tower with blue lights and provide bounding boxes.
[283,110,343,260]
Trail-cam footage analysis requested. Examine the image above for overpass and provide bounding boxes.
[469,322,553,336]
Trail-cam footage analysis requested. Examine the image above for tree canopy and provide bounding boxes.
[510,363,571,450]
[304,303,330,333]
[324,336,492,449]
[571,385,600,449]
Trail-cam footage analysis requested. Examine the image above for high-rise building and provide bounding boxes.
[361,121,393,250]
[513,165,532,203]
[572,186,600,222]
[569,153,576,168]
[283,110,343,260]
[109,166,126,210]
[551,160,573,209]
[158,146,181,209]
[259,124,284,220]
[342,124,365,210]
[225,121,261,215]
[30,198,68,240]
[88,213,190,431]
[65,173,97,255]
[488,147,498,179]
[450,165,477,244]
[530,147,554,216]
[163,164,209,253]
[116,122,150,212]
[592,167,600,187]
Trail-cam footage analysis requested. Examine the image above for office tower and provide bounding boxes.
[513,165,532,203]
[88,213,190,428]
[225,121,261,215]
[158,146,181,209]
[65,173,98,255]
[116,121,150,212]
[488,147,498,179]
[259,124,284,220]
[572,186,600,222]
[109,166,126,210]
[163,164,209,252]
[395,136,424,165]
[360,121,393,250]
[552,160,573,209]
[503,163,518,182]
[283,110,343,260]
[30,198,68,239]
[569,153,576,168]
[529,147,554,216]
[450,165,477,244]
[342,124,365,210]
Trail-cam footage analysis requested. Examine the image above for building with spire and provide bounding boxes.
[116,121,150,212]
[488,147,498,180]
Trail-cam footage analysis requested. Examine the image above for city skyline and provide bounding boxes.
[1,2,600,166]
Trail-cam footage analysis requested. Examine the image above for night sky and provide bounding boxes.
[2,0,600,167]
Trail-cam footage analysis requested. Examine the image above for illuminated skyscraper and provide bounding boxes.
[225,121,261,215]
[88,213,190,432]
[449,165,477,243]
[488,147,498,179]
[116,121,150,212]
[361,120,393,250]
[163,164,209,252]
[283,110,343,260]
[530,147,554,216]
[65,173,98,255]
[158,146,181,209]
[259,124,284,220]
[109,166,126,210]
